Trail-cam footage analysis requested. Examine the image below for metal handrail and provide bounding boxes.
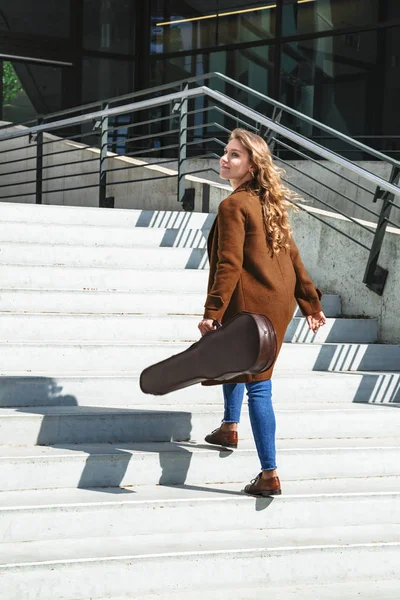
[286,199,371,251]
[205,74,400,168]
[279,170,376,236]
[273,136,374,196]
[204,89,400,198]
[0,88,206,139]
[0,79,398,294]
[275,154,381,221]
[1,85,399,199]
[1,71,399,168]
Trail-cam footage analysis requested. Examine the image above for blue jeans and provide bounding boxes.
[223,380,276,471]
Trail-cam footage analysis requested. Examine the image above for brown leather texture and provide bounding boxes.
[139,311,277,396]
[203,185,323,383]
[244,474,282,497]
[204,428,238,448]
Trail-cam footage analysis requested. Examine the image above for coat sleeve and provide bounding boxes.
[290,237,323,316]
[203,198,247,321]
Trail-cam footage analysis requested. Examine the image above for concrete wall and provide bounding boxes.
[0,124,399,342]
[137,156,400,227]
[202,196,400,344]
[280,159,400,228]
[181,157,400,226]
[0,125,37,204]
[0,124,229,212]
[288,206,400,344]
[1,123,398,226]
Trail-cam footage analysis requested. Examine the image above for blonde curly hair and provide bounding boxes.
[229,128,300,255]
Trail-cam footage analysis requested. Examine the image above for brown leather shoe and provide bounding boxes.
[244,473,281,497]
[204,427,238,448]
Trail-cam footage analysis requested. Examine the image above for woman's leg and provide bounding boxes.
[221,383,245,430]
[204,383,244,448]
[246,379,277,475]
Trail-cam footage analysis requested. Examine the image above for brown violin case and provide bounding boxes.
[139,311,277,396]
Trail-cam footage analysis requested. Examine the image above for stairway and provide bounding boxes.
[0,202,399,600]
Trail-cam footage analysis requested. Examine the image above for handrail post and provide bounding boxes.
[363,165,400,295]
[202,182,210,213]
[260,107,283,155]
[177,84,188,206]
[35,117,43,204]
[99,102,109,207]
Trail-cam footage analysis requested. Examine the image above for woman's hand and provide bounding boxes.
[198,318,218,336]
[306,311,327,333]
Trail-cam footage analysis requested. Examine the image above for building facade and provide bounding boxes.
[0,1,399,155]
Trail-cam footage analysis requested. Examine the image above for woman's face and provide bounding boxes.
[220,139,253,182]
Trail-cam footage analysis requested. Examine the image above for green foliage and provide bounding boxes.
[2,61,23,105]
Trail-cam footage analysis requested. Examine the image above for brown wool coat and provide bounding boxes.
[202,185,323,384]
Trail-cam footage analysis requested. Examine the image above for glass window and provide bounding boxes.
[149,45,275,157]
[280,27,400,153]
[82,57,134,103]
[282,0,381,37]
[83,0,134,54]
[151,45,274,97]
[209,45,275,109]
[1,60,63,122]
[0,0,70,38]
[151,0,217,54]
[151,1,275,53]
[387,0,400,18]
[217,2,276,46]
[381,26,400,146]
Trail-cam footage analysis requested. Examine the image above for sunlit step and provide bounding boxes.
[0,342,397,374]
[0,314,376,344]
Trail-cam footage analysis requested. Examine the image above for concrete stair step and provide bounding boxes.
[0,203,396,597]
[0,372,397,408]
[1,404,399,445]
[0,221,208,248]
[0,438,399,491]
[0,264,210,292]
[1,477,400,544]
[0,203,396,599]
[0,313,377,344]
[0,342,397,374]
[0,241,208,269]
[0,526,398,600]
[0,289,206,316]
[0,265,342,318]
[0,288,342,317]
[131,580,400,600]
[0,202,213,229]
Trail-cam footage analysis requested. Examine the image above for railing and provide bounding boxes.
[308,136,400,158]
[0,73,399,295]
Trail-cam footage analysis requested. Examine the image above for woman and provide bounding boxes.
[198,128,326,497]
